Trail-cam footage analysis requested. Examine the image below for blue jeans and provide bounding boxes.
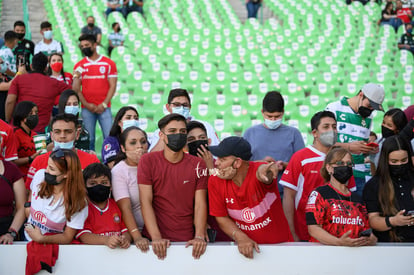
[105,7,125,17]
[354,177,366,198]
[81,107,112,151]
[381,18,403,32]
[246,2,261,18]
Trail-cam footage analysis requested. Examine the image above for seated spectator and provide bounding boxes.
[0,119,18,161]
[398,23,414,55]
[111,126,149,252]
[25,113,99,190]
[0,159,25,244]
[396,0,412,24]
[209,137,292,259]
[25,149,88,243]
[34,21,64,57]
[380,2,403,32]
[363,136,414,242]
[12,101,40,180]
[108,22,124,56]
[77,163,131,249]
[306,147,376,246]
[138,113,208,260]
[102,106,139,168]
[123,0,144,16]
[47,53,73,116]
[106,0,124,17]
[81,16,102,45]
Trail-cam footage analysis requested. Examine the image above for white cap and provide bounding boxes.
[361,83,385,111]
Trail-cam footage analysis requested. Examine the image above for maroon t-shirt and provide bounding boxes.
[0,161,23,217]
[8,73,71,132]
[138,151,208,242]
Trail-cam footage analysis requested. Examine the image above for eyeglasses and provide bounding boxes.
[330,161,354,168]
[51,148,68,169]
[170,102,190,108]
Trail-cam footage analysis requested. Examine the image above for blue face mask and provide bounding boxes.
[122,119,139,131]
[264,118,282,130]
[54,140,74,150]
[65,105,80,116]
[172,106,190,119]
[43,30,53,40]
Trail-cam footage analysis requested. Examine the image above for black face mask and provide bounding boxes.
[88,23,95,28]
[389,163,410,177]
[44,172,62,186]
[81,47,93,57]
[188,140,208,156]
[381,125,395,139]
[166,133,187,152]
[16,33,25,40]
[87,185,111,203]
[116,27,121,32]
[332,166,353,184]
[25,115,39,130]
[358,106,373,119]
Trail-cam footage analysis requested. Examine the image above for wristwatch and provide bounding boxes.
[7,230,17,240]
[102,102,108,109]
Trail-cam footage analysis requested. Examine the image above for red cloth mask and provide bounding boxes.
[50,62,63,72]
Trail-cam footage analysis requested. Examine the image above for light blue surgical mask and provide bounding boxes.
[264,118,282,130]
[43,30,53,40]
[172,106,190,119]
[122,119,139,131]
[54,140,74,150]
[65,105,80,116]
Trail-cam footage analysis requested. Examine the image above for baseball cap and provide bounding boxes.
[361,83,385,111]
[209,136,252,161]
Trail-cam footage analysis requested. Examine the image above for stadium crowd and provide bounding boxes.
[0,1,414,272]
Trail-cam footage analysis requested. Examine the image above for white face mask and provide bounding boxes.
[122,119,139,131]
[264,118,282,130]
[43,30,53,40]
[172,106,190,119]
[319,130,337,147]
[65,105,80,116]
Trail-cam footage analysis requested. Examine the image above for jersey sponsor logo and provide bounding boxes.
[235,217,272,231]
[113,214,120,223]
[310,170,319,173]
[283,169,289,175]
[332,215,364,226]
[100,66,106,74]
[104,144,111,151]
[338,123,346,131]
[34,211,47,224]
[242,208,256,223]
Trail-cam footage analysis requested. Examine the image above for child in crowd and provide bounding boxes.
[77,163,131,249]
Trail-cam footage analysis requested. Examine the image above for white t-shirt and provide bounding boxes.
[34,39,64,56]
[25,169,88,240]
[0,46,16,73]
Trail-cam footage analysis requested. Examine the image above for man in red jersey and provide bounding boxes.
[208,136,293,259]
[25,113,99,189]
[73,34,117,151]
[138,113,208,260]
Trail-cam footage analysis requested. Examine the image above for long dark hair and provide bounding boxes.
[47,53,68,83]
[58,89,80,116]
[383,108,408,135]
[376,135,414,241]
[113,126,148,165]
[109,106,139,138]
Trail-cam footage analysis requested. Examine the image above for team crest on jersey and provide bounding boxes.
[113,214,120,223]
[100,66,106,74]
[34,211,47,224]
[104,144,111,151]
[241,208,256,223]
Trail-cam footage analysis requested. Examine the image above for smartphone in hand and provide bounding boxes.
[359,228,372,237]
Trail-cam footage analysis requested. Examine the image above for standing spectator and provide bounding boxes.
[12,101,40,181]
[280,111,356,242]
[325,83,384,196]
[5,53,70,133]
[73,34,117,151]
[111,126,149,252]
[138,113,208,260]
[13,21,34,72]
[380,2,403,32]
[47,53,73,116]
[34,21,64,57]
[0,119,17,162]
[246,0,262,19]
[243,91,305,197]
[25,114,100,190]
[108,22,124,56]
[363,135,414,242]
[149,88,219,152]
[106,0,124,17]
[123,0,144,16]
[306,147,376,246]
[396,0,412,24]
[398,23,414,55]
[81,16,102,45]
[208,136,292,259]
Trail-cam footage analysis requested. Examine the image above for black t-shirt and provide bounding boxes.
[363,174,414,242]
[13,39,34,71]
